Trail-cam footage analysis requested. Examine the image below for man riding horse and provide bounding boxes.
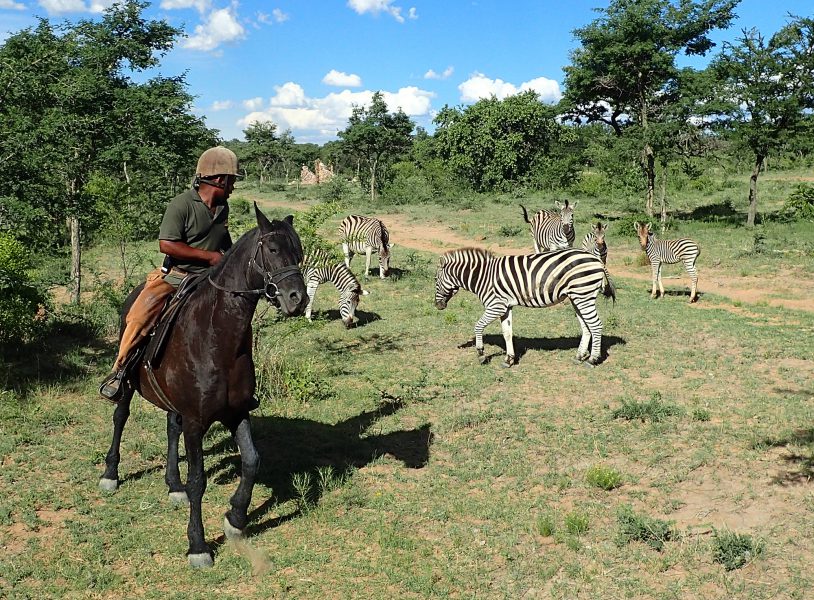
[99,146,239,402]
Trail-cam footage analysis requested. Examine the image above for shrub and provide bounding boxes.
[616,505,675,551]
[784,184,814,220]
[611,391,683,423]
[0,233,48,353]
[564,511,590,535]
[712,529,763,570]
[585,464,623,490]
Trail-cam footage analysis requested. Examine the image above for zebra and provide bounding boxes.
[339,215,392,279]
[520,200,577,252]
[634,222,700,303]
[581,222,608,265]
[434,247,616,368]
[303,250,369,328]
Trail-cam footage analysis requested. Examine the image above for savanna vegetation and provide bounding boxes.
[1,0,814,598]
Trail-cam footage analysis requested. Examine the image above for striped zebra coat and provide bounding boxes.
[634,222,700,302]
[303,251,369,328]
[581,222,610,294]
[339,215,392,279]
[520,200,577,252]
[435,247,616,367]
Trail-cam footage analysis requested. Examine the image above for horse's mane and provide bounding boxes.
[440,247,494,265]
[208,217,303,279]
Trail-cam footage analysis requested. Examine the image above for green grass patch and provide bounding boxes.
[712,529,764,571]
[616,504,675,551]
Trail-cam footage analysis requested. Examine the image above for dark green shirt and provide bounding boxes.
[158,187,232,275]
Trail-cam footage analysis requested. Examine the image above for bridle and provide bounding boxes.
[208,230,302,303]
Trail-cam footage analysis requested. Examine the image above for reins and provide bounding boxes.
[207,230,302,301]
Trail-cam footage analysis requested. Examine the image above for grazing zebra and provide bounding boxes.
[434,247,616,368]
[520,200,577,252]
[303,257,369,328]
[634,222,700,302]
[339,215,392,279]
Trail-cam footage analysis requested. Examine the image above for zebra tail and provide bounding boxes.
[602,268,616,304]
[519,204,531,224]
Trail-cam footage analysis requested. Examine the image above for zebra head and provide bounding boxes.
[378,243,393,278]
[341,288,370,328]
[593,222,608,263]
[434,262,458,310]
[555,199,576,237]
[634,222,652,251]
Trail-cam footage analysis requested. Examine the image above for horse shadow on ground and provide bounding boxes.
[204,399,433,538]
[457,334,627,366]
[316,308,381,328]
[760,427,814,485]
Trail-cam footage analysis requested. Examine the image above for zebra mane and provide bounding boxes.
[440,247,495,265]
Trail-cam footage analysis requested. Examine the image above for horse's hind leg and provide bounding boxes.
[165,412,188,505]
[99,386,134,492]
[224,417,259,540]
[183,423,213,568]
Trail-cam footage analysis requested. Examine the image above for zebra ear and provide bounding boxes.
[634,221,640,231]
[554,200,562,209]
[603,223,609,233]
[646,222,652,231]
[572,200,578,210]
[388,243,394,249]
[361,290,371,296]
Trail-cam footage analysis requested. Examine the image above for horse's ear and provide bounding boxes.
[284,215,294,225]
[255,202,273,232]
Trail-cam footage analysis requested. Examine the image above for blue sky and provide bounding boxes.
[1,1,811,144]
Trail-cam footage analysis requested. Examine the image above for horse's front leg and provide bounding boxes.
[223,417,259,540]
[99,385,134,492]
[183,423,212,568]
[165,412,188,505]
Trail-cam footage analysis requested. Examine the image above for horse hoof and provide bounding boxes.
[99,478,118,492]
[224,516,245,541]
[188,552,214,569]
[169,491,189,506]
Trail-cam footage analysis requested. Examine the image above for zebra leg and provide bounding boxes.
[474,305,502,365]
[573,308,591,362]
[364,248,373,279]
[686,259,699,302]
[342,242,353,269]
[650,261,660,299]
[500,308,515,368]
[657,263,665,298]
[165,412,188,505]
[572,297,603,366]
[224,417,259,541]
[304,282,318,320]
[99,384,135,492]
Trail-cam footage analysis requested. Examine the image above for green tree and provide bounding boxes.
[243,121,280,188]
[711,18,814,227]
[338,92,414,200]
[562,0,738,217]
[433,91,568,192]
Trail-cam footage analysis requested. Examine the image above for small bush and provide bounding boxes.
[712,529,763,571]
[536,514,555,537]
[611,391,682,423]
[0,233,48,353]
[784,184,814,220]
[586,464,623,490]
[564,511,590,535]
[616,505,675,551]
[498,224,522,237]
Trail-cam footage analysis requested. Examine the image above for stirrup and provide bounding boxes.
[99,370,125,403]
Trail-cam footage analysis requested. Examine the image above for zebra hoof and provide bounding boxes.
[188,552,214,569]
[169,491,189,506]
[478,355,488,365]
[224,516,245,541]
[99,478,119,493]
[582,361,597,369]
[502,356,515,368]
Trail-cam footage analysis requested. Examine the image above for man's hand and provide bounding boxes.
[208,250,224,266]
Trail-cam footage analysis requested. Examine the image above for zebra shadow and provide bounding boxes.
[647,289,704,300]
[758,428,814,485]
[458,334,626,365]
[317,308,382,327]
[204,399,433,538]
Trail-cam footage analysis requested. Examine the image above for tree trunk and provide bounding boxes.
[660,163,668,232]
[644,143,655,218]
[69,215,81,305]
[369,159,377,201]
[747,155,763,228]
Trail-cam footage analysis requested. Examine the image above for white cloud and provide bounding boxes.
[211,100,234,111]
[459,72,562,104]
[272,8,288,22]
[322,70,363,88]
[347,0,410,23]
[161,0,211,13]
[424,66,454,80]
[183,4,246,52]
[87,0,116,12]
[242,97,264,110]
[407,7,417,19]
[38,0,87,13]
[0,0,26,9]
[236,86,434,142]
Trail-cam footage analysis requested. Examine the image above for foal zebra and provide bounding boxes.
[581,222,608,265]
[634,222,701,302]
[520,200,577,252]
[435,247,615,367]
[303,250,369,327]
[339,215,392,279]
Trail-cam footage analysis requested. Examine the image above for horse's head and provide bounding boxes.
[253,204,308,316]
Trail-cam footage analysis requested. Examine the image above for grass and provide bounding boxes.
[1,173,813,598]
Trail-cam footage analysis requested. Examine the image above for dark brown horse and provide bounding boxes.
[99,204,308,568]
